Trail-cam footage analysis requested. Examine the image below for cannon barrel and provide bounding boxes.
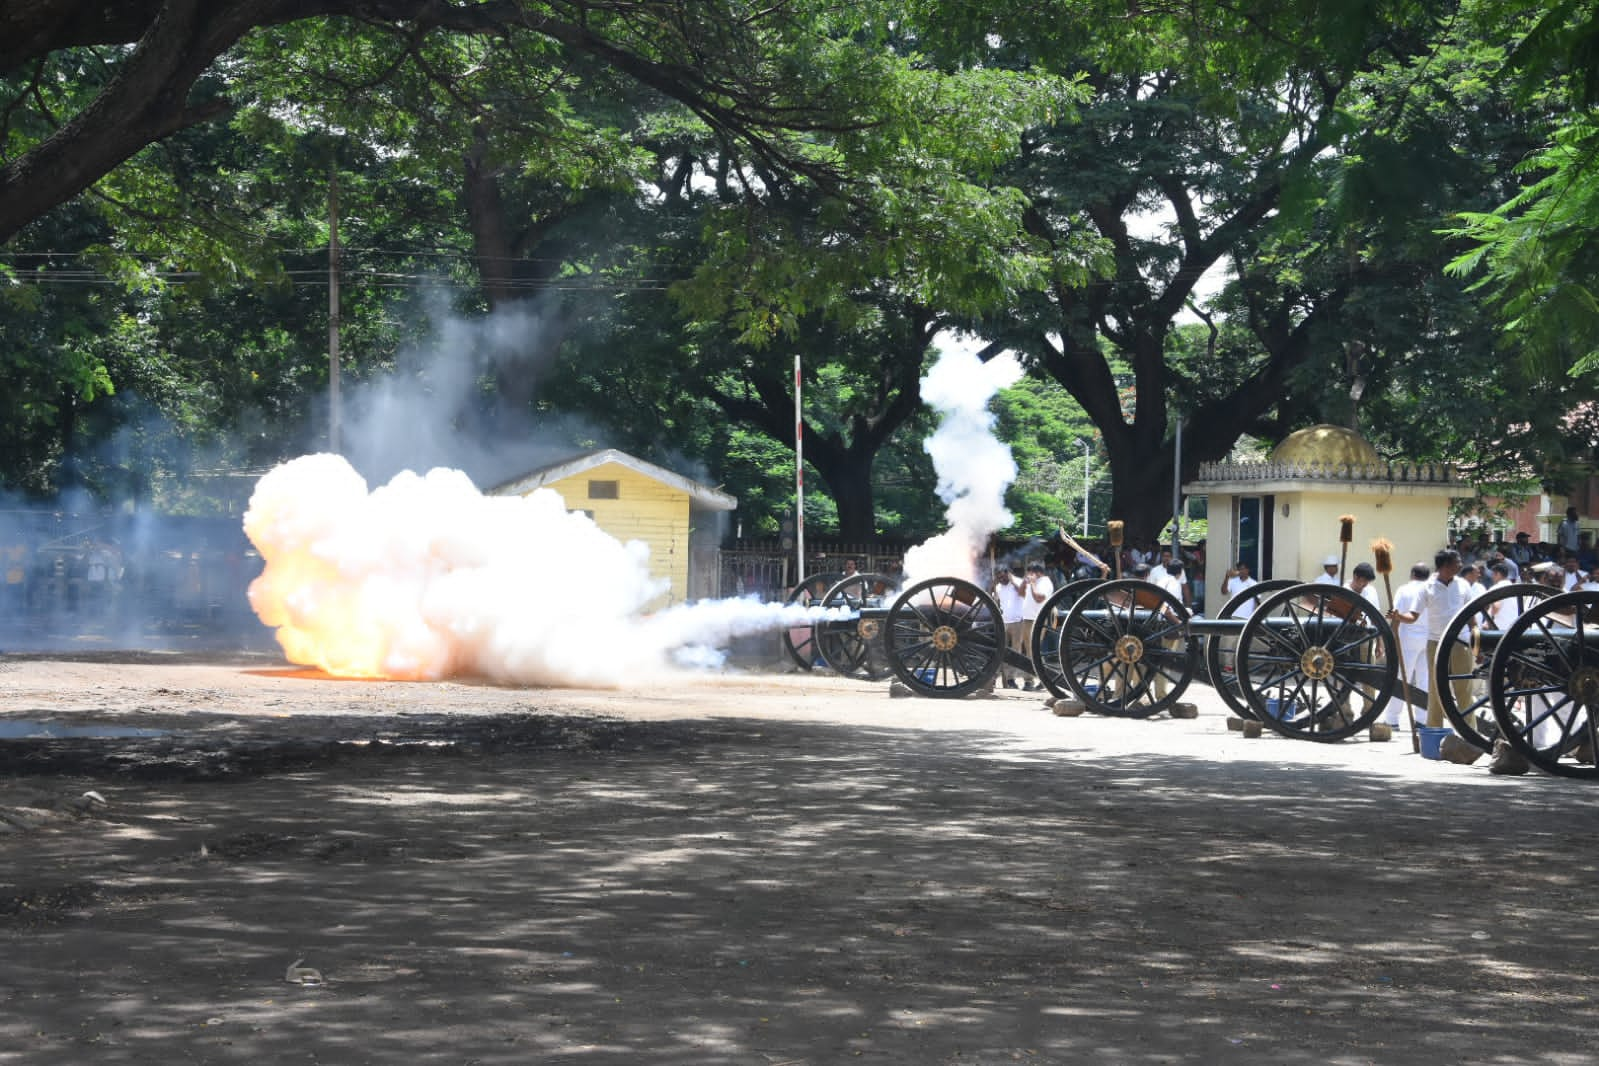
[1451,625,1599,648]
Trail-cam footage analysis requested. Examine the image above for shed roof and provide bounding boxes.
[488,449,737,512]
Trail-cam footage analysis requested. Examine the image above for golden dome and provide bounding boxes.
[1269,425,1380,467]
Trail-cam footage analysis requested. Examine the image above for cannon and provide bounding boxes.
[782,570,907,680]
[1429,585,1599,779]
[820,570,1400,742]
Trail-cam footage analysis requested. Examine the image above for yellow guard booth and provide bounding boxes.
[1184,426,1475,611]
[491,449,736,608]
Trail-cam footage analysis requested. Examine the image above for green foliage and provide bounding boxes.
[5,0,1599,536]
[1445,116,1599,377]
[991,376,1098,537]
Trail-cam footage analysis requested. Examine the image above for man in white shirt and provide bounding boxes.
[1562,555,1583,591]
[1130,562,1184,704]
[1486,562,1526,630]
[1313,554,1341,585]
[1347,561,1381,610]
[1416,550,1471,728]
[1020,562,1054,691]
[1151,559,1188,605]
[1388,562,1432,727]
[1223,559,1259,615]
[993,565,1027,690]
[1489,549,1520,583]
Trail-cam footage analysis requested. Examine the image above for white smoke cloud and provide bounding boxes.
[902,348,1022,584]
[338,299,574,489]
[243,453,847,685]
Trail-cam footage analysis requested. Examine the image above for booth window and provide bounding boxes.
[588,480,619,500]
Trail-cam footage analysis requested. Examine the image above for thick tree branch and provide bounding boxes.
[0,0,865,245]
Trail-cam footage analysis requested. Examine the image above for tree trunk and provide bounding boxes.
[1105,440,1174,547]
[819,457,877,542]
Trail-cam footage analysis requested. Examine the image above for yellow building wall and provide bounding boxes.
[1286,492,1452,593]
[1202,488,1456,612]
[540,461,691,609]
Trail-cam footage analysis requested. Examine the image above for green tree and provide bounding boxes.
[1,1,914,245]
[935,0,1564,540]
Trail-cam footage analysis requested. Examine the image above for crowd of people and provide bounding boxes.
[0,520,262,639]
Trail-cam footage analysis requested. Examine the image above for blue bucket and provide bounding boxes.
[1080,680,1100,698]
[915,667,938,685]
[1418,725,1453,760]
[1264,698,1297,721]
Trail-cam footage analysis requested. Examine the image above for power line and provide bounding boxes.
[2,270,671,291]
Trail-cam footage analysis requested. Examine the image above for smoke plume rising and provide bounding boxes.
[902,348,1021,584]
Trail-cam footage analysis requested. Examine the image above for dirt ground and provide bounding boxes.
[3,650,1598,1065]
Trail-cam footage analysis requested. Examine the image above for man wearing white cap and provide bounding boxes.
[1313,554,1341,585]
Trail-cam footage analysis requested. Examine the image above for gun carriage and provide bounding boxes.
[789,565,1401,744]
[1428,584,1599,779]
[780,537,1598,772]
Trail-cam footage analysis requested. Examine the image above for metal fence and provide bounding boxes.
[716,540,911,601]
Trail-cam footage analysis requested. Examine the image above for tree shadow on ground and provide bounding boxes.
[2,714,1597,1065]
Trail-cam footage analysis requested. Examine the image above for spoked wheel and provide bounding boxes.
[780,572,844,671]
[815,572,902,679]
[1434,583,1554,754]
[1059,579,1197,718]
[1487,591,1599,779]
[1203,579,1299,720]
[1030,579,1104,699]
[885,578,1005,698]
[1236,584,1398,742]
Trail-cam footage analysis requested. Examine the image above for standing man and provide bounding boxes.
[993,565,1027,690]
[1343,562,1387,730]
[1223,559,1259,615]
[1020,562,1054,692]
[1313,554,1341,585]
[1510,531,1536,570]
[1561,554,1583,591]
[1488,549,1519,583]
[1417,550,1472,728]
[1152,558,1189,608]
[1388,562,1433,726]
[1348,561,1381,610]
[1557,506,1582,556]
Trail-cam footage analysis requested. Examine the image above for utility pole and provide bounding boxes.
[794,354,804,583]
[328,164,341,455]
[1080,438,1091,537]
[1171,416,1183,558]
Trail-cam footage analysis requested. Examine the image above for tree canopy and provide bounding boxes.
[3,0,1595,546]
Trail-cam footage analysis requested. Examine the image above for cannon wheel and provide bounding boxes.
[1434,583,1555,753]
[1235,584,1398,742]
[815,572,902,679]
[1029,579,1105,699]
[780,572,844,671]
[1487,590,1599,779]
[1203,579,1300,721]
[1058,579,1198,718]
[884,577,1005,698]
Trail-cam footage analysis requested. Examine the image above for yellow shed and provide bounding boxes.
[490,449,736,608]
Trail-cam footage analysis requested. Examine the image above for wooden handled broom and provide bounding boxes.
[1372,537,1420,753]
[1338,514,1355,584]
